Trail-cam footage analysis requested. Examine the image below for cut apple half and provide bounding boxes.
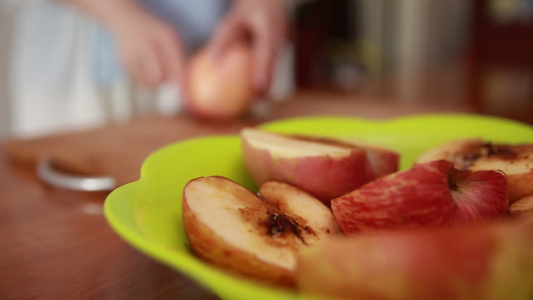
[417,139,533,203]
[331,160,509,235]
[241,128,399,203]
[182,176,339,287]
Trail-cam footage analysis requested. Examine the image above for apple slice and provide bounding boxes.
[182,177,339,287]
[416,138,485,170]
[417,139,533,203]
[509,194,533,217]
[241,128,399,203]
[297,219,533,300]
[331,160,509,234]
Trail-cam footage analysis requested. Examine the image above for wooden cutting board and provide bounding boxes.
[4,115,255,188]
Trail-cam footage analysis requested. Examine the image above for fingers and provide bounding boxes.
[208,0,287,96]
[113,12,185,91]
[155,25,186,92]
[251,30,275,95]
[250,17,285,95]
[120,40,166,90]
[206,12,245,60]
[249,7,287,95]
[120,43,157,89]
[142,49,164,89]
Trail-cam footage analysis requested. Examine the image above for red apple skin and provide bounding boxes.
[297,219,533,300]
[449,168,509,223]
[186,43,253,121]
[417,140,533,204]
[331,160,508,234]
[364,145,400,181]
[332,160,457,234]
[469,146,533,204]
[241,130,400,204]
[241,137,369,203]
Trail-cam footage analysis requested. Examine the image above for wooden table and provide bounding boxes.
[0,92,526,299]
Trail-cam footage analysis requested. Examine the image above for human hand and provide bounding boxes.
[70,0,186,91]
[106,3,186,91]
[207,0,287,96]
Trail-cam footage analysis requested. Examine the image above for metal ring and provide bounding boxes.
[36,158,116,192]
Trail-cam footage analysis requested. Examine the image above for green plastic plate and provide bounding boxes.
[104,114,533,300]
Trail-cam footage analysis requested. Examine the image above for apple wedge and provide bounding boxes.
[417,139,533,203]
[297,219,533,300]
[182,177,339,287]
[241,128,399,203]
[509,194,533,217]
[331,160,509,234]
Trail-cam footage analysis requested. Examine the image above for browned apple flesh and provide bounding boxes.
[509,195,533,217]
[182,176,339,287]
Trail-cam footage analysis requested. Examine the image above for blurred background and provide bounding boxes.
[0,0,532,141]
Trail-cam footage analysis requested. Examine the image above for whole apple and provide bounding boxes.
[331,160,509,234]
[297,219,533,300]
[186,43,254,121]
